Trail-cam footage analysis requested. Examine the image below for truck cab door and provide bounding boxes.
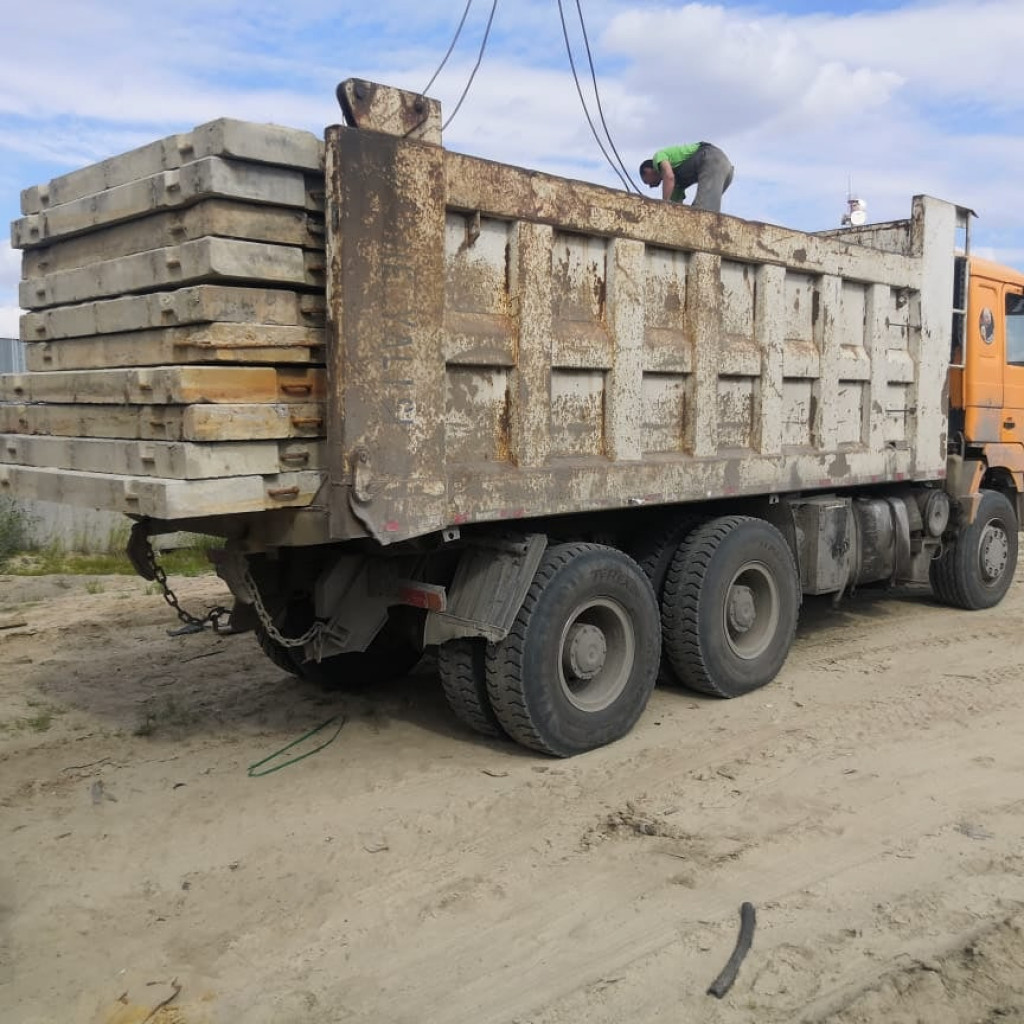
[964,277,1003,442]
[1002,290,1024,449]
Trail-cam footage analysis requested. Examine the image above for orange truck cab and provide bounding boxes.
[950,255,1024,517]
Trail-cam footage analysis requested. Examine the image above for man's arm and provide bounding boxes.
[659,159,675,201]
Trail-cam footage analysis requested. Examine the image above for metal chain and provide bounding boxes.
[242,566,322,649]
[139,535,232,633]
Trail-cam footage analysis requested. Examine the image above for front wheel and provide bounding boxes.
[485,544,661,757]
[661,516,800,698]
[930,489,1018,610]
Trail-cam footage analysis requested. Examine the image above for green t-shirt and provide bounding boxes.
[652,144,702,202]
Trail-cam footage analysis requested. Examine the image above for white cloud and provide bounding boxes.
[1,0,1023,281]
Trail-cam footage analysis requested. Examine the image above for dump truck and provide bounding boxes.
[3,81,1021,756]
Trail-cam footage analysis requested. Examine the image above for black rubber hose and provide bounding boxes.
[707,902,757,999]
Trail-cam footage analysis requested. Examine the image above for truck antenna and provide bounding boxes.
[842,177,867,227]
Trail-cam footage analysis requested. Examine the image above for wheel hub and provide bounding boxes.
[722,560,780,662]
[564,623,608,680]
[980,524,1009,582]
[727,585,756,634]
[557,597,636,713]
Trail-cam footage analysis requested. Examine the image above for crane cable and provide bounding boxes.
[421,0,476,97]
[572,0,641,193]
[441,0,500,132]
[557,0,638,193]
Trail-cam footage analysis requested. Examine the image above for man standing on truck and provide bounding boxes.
[639,143,734,212]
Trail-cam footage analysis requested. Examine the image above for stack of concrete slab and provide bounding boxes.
[1,119,329,521]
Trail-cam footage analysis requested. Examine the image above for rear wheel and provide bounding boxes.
[437,638,504,737]
[630,515,705,686]
[662,516,800,698]
[930,489,1018,610]
[485,544,660,757]
[254,604,421,690]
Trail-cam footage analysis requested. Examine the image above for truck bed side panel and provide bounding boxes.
[326,129,954,543]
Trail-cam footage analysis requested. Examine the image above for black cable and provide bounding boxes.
[556,0,633,192]
[442,0,499,132]
[422,0,476,97]
[574,0,640,193]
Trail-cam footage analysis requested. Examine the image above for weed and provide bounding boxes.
[133,695,200,737]
[25,711,54,732]
[6,536,221,578]
[0,702,64,734]
[0,497,34,572]
[85,580,105,595]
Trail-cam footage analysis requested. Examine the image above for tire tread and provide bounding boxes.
[438,639,504,737]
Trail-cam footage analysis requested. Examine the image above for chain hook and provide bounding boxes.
[128,522,231,635]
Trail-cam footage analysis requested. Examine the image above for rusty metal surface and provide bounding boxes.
[336,79,442,144]
[324,119,957,544]
[324,124,448,542]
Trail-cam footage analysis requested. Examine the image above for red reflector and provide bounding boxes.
[397,583,447,612]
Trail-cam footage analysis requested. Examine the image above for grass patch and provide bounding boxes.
[133,695,200,737]
[0,497,34,572]
[5,535,221,578]
[0,702,64,734]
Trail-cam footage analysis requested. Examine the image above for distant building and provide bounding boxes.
[0,337,25,373]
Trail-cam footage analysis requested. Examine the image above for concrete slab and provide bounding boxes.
[21,238,324,309]
[0,434,324,478]
[24,324,324,370]
[0,366,324,405]
[21,118,324,214]
[21,200,324,277]
[0,463,325,519]
[13,157,323,249]
[0,402,325,441]
[20,285,325,341]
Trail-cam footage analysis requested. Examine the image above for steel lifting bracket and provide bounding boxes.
[335,79,442,143]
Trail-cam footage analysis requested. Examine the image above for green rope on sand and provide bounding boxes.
[247,715,346,777]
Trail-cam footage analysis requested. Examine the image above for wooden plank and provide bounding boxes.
[25,325,324,371]
[14,157,323,248]
[0,464,325,519]
[0,403,324,441]
[21,118,323,214]
[20,285,325,342]
[0,366,325,405]
[0,434,324,478]
[22,200,324,277]
[21,238,325,310]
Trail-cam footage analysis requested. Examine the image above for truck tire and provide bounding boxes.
[485,544,661,757]
[437,638,504,737]
[254,609,421,690]
[662,516,800,698]
[630,514,705,687]
[929,489,1018,610]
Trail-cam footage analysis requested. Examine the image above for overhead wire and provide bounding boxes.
[441,0,500,132]
[556,0,635,193]
[422,0,476,97]
[572,0,640,193]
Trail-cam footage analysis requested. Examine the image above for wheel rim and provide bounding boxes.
[722,560,779,661]
[557,598,635,712]
[978,518,1010,586]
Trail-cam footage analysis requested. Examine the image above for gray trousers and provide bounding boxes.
[692,144,734,213]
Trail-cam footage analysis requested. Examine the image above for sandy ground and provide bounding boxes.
[1,565,1023,1024]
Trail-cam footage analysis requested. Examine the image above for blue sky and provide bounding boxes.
[3,0,1023,336]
